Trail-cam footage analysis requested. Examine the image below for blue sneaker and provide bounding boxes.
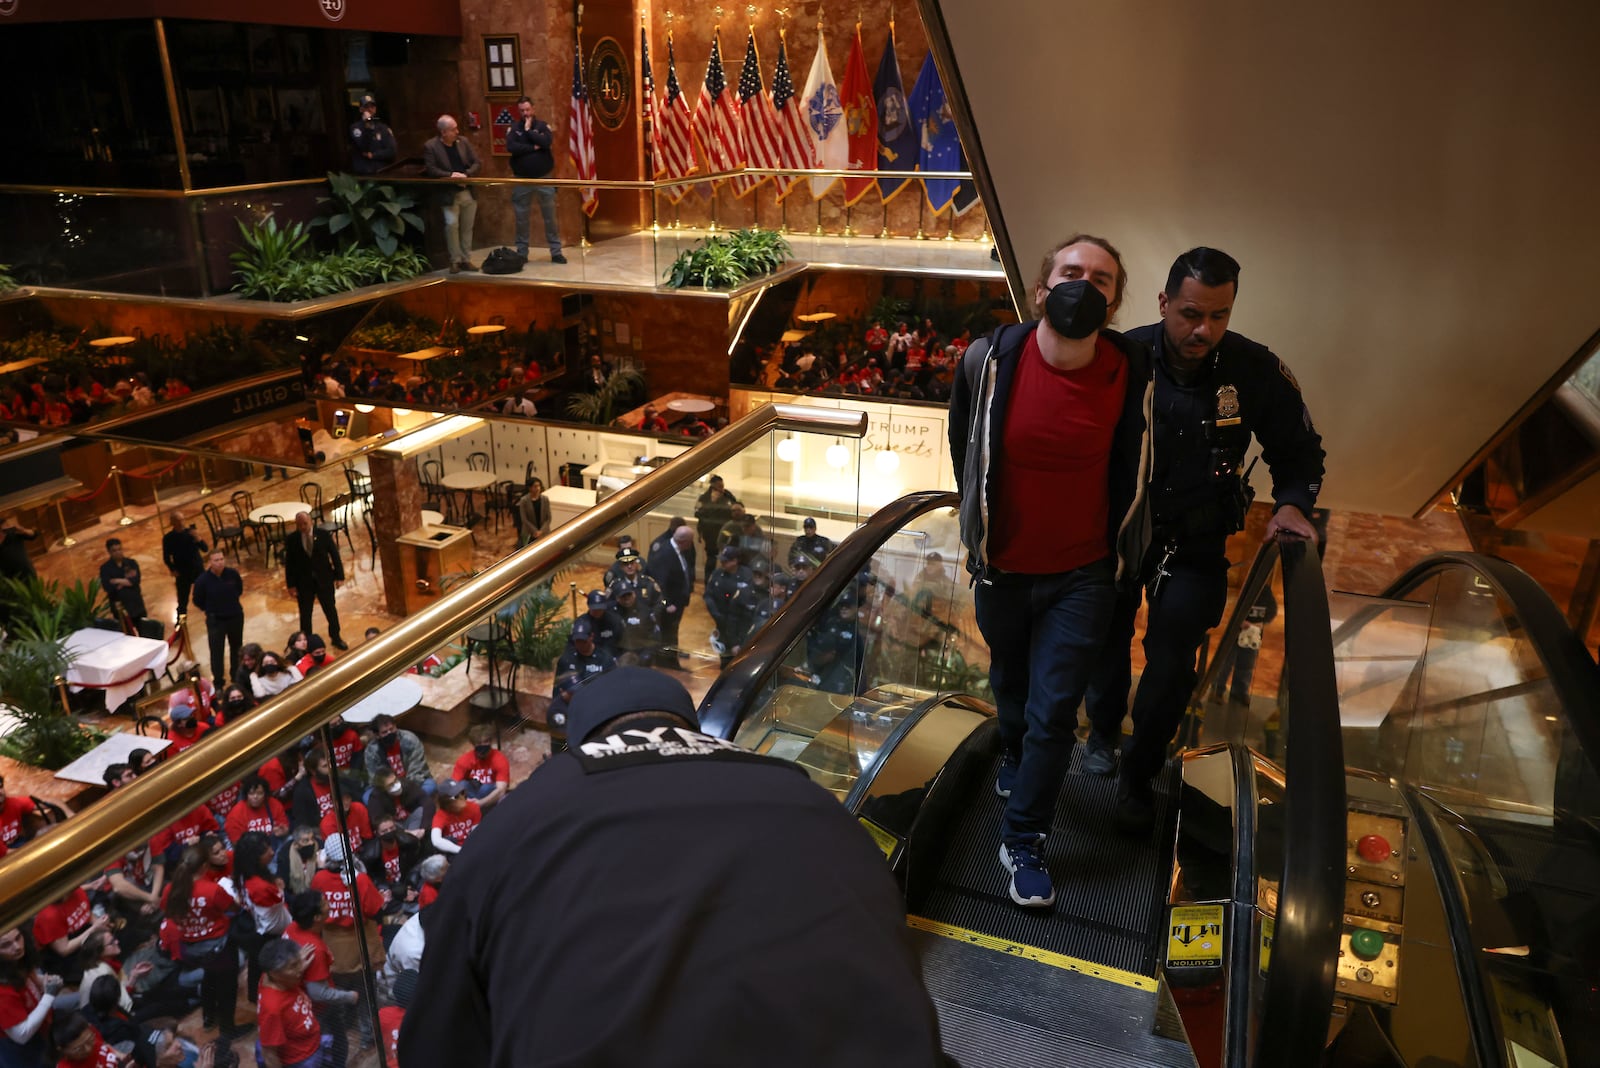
[999,836,1055,907]
[1081,733,1118,777]
[995,751,1020,798]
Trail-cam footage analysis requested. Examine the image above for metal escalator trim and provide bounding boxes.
[907,915,1159,992]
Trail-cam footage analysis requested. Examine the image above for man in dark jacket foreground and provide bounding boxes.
[401,667,950,1067]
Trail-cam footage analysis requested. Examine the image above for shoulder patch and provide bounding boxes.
[1277,358,1301,392]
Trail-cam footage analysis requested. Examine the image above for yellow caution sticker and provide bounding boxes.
[1259,915,1274,977]
[1167,905,1225,969]
[858,817,898,860]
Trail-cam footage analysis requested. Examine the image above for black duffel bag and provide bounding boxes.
[482,247,526,274]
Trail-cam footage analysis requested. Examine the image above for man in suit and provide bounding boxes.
[284,511,348,650]
[422,114,482,273]
[647,522,696,666]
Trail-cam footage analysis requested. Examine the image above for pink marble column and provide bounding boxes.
[369,452,424,615]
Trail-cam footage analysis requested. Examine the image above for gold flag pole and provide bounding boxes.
[813,15,826,237]
[878,7,893,239]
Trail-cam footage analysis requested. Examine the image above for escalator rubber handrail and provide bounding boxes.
[842,692,995,815]
[0,401,869,934]
[697,489,960,739]
[1253,538,1346,1068]
[1352,551,1600,774]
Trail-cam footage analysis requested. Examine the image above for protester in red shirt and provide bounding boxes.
[159,845,239,1032]
[226,777,289,843]
[0,926,62,1065]
[428,781,482,854]
[257,748,305,805]
[321,713,358,769]
[50,1010,123,1068]
[33,887,104,985]
[416,856,448,909]
[308,835,387,931]
[255,938,324,1068]
[232,832,289,1004]
[865,321,888,355]
[380,969,418,1067]
[317,790,373,853]
[286,887,361,1066]
[449,728,510,810]
[0,777,39,847]
[290,748,336,829]
[163,703,209,757]
[150,804,218,866]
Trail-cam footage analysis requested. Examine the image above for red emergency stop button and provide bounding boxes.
[1357,834,1392,863]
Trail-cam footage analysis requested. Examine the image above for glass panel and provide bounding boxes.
[1329,587,1434,777]
[1194,556,1287,758]
[0,192,202,296]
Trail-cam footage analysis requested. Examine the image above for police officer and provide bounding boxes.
[581,589,626,658]
[546,669,582,736]
[703,546,758,668]
[603,538,641,588]
[608,547,660,607]
[788,516,834,570]
[556,616,617,694]
[803,626,855,695]
[608,582,661,667]
[1085,247,1323,833]
[348,94,396,176]
[400,668,950,1066]
[751,571,794,634]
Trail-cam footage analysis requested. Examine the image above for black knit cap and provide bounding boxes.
[566,666,698,746]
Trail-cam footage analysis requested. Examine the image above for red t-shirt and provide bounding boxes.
[319,803,373,853]
[432,801,482,848]
[0,795,37,845]
[226,797,287,841]
[208,781,240,820]
[284,924,333,982]
[258,984,321,1063]
[325,726,359,768]
[57,1028,121,1068]
[0,975,42,1032]
[258,758,292,794]
[379,1005,405,1066]
[33,888,92,947]
[989,332,1127,574]
[309,869,384,927]
[161,876,235,942]
[376,842,403,884]
[165,721,209,756]
[450,750,510,788]
[149,805,215,857]
[418,883,438,909]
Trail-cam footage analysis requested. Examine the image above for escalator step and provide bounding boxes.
[922,746,1181,976]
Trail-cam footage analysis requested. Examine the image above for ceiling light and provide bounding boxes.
[776,437,799,463]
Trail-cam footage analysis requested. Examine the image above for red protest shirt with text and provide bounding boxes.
[33,887,92,947]
[226,797,287,841]
[310,779,335,820]
[164,721,209,757]
[257,983,322,1063]
[283,924,333,983]
[379,1005,405,1066]
[326,726,360,769]
[0,974,44,1035]
[160,876,235,942]
[319,802,373,853]
[208,780,241,823]
[258,758,294,795]
[309,869,385,927]
[432,800,482,847]
[375,841,404,884]
[450,750,510,789]
[0,795,37,845]
[57,1028,121,1068]
[149,805,215,857]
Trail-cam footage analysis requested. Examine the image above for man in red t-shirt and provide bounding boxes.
[50,1011,122,1068]
[163,704,208,756]
[949,234,1146,910]
[428,782,481,854]
[0,777,39,847]
[449,727,510,810]
[149,805,217,866]
[323,714,359,769]
[318,792,373,853]
[380,969,418,1066]
[309,836,388,927]
[256,938,324,1068]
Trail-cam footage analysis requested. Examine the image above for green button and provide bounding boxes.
[1349,928,1385,961]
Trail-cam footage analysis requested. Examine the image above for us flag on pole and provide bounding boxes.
[568,36,598,217]
[655,35,699,202]
[693,29,743,189]
[733,30,780,198]
[641,24,656,168]
[770,32,817,201]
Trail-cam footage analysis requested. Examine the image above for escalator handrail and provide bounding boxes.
[1193,537,1282,706]
[697,489,960,739]
[0,402,869,934]
[1253,537,1346,1067]
[1345,551,1600,773]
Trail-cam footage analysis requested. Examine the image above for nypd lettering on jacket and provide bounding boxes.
[572,725,802,776]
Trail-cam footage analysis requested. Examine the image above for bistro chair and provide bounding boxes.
[466,451,491,472]
[256,514,288,568]
[201,502,245,563]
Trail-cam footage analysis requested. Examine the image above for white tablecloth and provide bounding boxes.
[64,628,170,712]
[341,678,425,724]
[55,732,172,786]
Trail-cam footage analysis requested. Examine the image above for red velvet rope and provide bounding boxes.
[62,473,116,503]
[120,456,187,481]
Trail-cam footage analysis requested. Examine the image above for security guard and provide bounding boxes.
[788,516,834,570]
[400,668,951,1066]
[1085,247,1324,832]
[703,546,758,668]
[348,94,396,176]
[608,582,661,667]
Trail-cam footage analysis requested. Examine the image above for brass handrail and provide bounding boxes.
[0,402,867,932]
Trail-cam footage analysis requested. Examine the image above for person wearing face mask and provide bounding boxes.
[165,701,209,757]
[449,726,510,810]
[250,652,303,702]
[359,817,422,898]
[1084,248,1324,833]
[362,716,434,796]
[215,684,253,725]
[291,748,337,830]
[948,234,1152,909]
[364,769,426,835]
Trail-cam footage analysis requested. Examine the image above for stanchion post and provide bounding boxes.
[177,614,193,663]
[54,675,72,717]
[54,500,77,548]
[111,466,134,526]
[844,202,856,238]
[915,198,927,241]
[569,581,579,619]
[198,455,213,497]
[813,194,824,236]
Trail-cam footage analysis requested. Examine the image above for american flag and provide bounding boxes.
[655,36,699,201]
[641,24,656,175]
[771,32,818,201]
[694,29,744,189]
[733,31,781,198]
[568,36,598,217]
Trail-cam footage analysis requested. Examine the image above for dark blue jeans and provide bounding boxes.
[1085,546,1228,785]
[975,558,1115,844]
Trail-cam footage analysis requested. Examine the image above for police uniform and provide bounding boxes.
[788,528,835,569]
[556,619,617,689]
[703,554,759,667]
[609,583,662,667]
[348,99,397,176]
[1085,324,1324,796]
[400,668,949,1067]
[582,590,627,657]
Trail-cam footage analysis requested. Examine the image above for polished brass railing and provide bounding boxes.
[0,401,867,932]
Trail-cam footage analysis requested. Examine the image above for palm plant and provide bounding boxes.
[0,576,106,643]
[565,361,647,425]
[0,639,103,769]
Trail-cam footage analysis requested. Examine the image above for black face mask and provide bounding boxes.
[382,832,399,844]
[474,745,491,759]
[383,735,399,750]
[1043,280,1108,340]
[226,698,246,710]
[296,844,317,861]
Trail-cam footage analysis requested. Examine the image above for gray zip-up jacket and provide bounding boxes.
[948,320,1154,589]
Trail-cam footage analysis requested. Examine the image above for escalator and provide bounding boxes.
[698,491,1345,1068]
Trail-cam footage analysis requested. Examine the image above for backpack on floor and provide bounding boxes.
[482,247,526,274]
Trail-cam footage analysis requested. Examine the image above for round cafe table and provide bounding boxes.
[439,471,497,492]
[339,677,425,725]
[420,510,445,527]
[666,398,715,414]
[249,502,306,523]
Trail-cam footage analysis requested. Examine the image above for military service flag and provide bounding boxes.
[873,28,916,204]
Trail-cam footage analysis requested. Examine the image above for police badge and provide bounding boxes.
[1215,384,1242,427]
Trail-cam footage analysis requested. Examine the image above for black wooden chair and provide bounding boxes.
[201,502,245,563]
[256,514,288,568]
[468,638,521,745]
[304,482,354,555]
[466,451,491,472]
[344,463,372,509]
